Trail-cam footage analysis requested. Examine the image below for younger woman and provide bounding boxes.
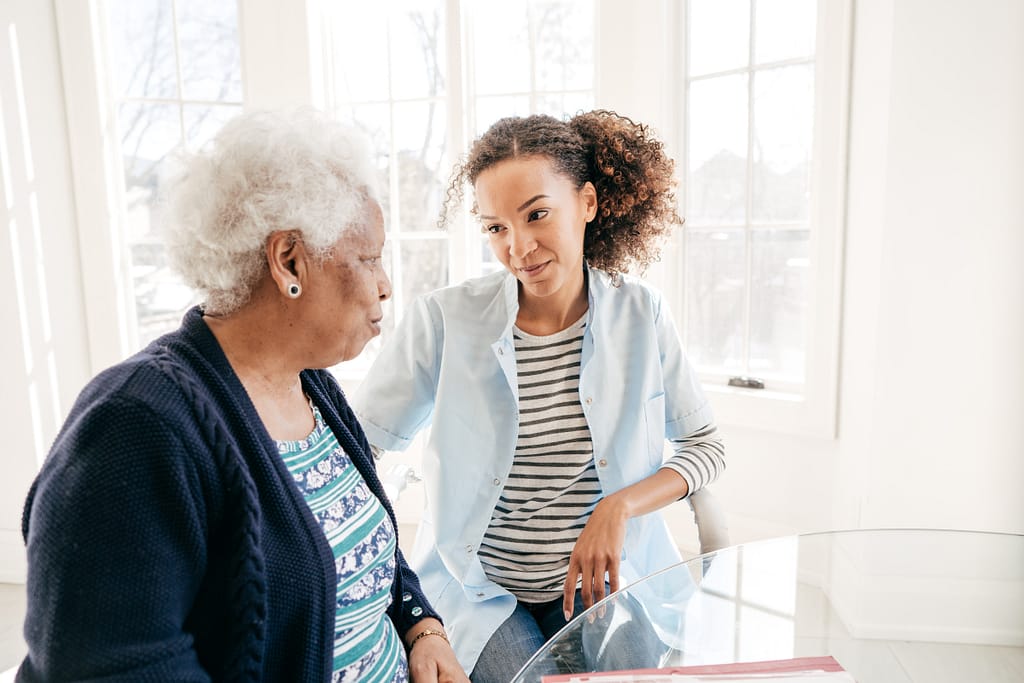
[353,111,726,681]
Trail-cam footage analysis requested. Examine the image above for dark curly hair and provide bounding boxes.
[440,110,682,276]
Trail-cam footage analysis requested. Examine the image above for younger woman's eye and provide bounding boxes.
[528,209,549,222]
[485,224,504,234]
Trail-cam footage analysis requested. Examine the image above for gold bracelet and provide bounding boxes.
[409,628,449,651]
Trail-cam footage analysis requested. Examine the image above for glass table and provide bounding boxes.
[511,529,1024,683]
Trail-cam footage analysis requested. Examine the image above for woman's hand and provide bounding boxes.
[562,495,629,620]
[406,619,469,683]
[562,468,690,621]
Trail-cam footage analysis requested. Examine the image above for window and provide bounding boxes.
[670,0,850,437]
[105,0,244,347]
[322,0,594,378]
[68,0,846,435]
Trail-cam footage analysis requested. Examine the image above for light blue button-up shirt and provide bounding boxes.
[352,265,713,672]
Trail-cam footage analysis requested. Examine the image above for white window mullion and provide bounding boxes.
[170,0,185,140]
[743,3,757,379]
[238,0,319,109]
[54,0,136,373]
[445,0,472,284]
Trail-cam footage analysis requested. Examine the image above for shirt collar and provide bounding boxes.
[497,262,605,339]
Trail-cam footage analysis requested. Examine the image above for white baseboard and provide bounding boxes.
[0,530,26,584]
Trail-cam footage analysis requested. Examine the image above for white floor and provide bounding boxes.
[0,583,26,679]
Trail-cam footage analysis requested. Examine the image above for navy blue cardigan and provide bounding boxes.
[18,307,440,682]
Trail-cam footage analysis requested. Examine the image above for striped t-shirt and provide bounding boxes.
[277,403,407,683]
[478,313,727,604]
[479,314,600,603]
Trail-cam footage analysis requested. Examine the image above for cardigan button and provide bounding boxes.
[402,592,412,602]
[411,606,423,617]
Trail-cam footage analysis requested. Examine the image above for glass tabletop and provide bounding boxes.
[511,529,1024,683]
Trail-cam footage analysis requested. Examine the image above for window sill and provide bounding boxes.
[704,383,837,439]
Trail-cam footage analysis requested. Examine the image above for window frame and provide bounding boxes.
[54,0,138,375]
[667,0,852,439]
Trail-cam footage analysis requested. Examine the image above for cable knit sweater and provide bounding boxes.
[18,306,440,682]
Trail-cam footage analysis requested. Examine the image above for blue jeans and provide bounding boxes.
[469,588,666,683]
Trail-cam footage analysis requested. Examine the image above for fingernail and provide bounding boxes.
[564,609,572,621]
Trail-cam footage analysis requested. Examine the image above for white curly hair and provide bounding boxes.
[162,107,380,315]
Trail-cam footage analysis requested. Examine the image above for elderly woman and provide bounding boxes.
[17,109,466,683]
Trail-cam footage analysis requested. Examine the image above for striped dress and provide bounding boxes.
[277,402,408,683]
[479,313,726,603]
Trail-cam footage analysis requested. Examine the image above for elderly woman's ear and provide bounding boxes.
[266,230,306,299]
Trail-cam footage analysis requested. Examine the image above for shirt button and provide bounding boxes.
[465,545,473,553]
[493,478,500,486]
[598,458,608,467]
[497,347,504,355]
[585,397,593,405]
[402,592,412,602]
[476,591,485,597]
[411,606,423,617]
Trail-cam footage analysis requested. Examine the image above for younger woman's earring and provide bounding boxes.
[287,283,301,298]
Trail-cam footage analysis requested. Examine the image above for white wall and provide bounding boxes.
[0,0,93,582]
[835,0,1024,533]
[715,0,1024,546]
[1,0,1022,583]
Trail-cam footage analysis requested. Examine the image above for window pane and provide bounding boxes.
[326,3,390,102]
[177,0,242,102]
[561,91,595,118]
[687,75,748,224]
[380,244,397,340]
[132,253,196,345]
[688,0,750,76]
[117,101,191,345]
[536,93,594,120]
[480,238,503,274]
[393,101,447,232]
[343,104,393,229]
[119,101,181,211]
[754,0,816,64]
[471,3,531,95]
[685,230,746,373]
[400,239,449,304]
[533,0,594,91]
[183,103,242,152]
[750,229,808,382]
[752,65,814,223]
[390,2,446,100]
[475,95,531,135]
[343,244,396,375]
[106,0,177,99]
